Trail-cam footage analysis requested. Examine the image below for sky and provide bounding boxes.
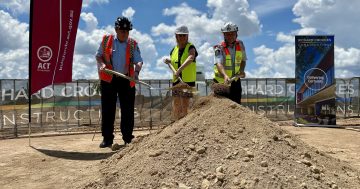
[0,0,359,80]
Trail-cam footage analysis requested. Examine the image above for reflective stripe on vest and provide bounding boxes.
[214,40,243,83]
[170,42,196,83]
[126,38,137,87]
[99,35,136,87]
[99,35,114,83]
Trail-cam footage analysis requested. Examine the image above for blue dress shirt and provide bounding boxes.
[96,35,143,74]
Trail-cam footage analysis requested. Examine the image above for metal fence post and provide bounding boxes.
[245,79,248,107]
[265,79,268,116]
[358,77,360,117]
[256,79,258,114]
[275,79,278,118]
[149,80,153,130]
[77,81,80,127]
[0,80,2,130]
[13,80,17,137]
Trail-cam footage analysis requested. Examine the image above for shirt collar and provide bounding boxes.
[114,35,128,43]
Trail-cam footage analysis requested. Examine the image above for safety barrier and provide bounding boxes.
[0,78,359,138]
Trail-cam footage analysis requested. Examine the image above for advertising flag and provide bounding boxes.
[30,0,82,95]
[295,35,336,126]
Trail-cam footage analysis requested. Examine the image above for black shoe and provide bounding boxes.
[123,135,134,144]
[99,140,113,148]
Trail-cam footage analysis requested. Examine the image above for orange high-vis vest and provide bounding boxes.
[99,35,137,87]
[99,35,114,83]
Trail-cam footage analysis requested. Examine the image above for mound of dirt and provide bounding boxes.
[82,96,360,189]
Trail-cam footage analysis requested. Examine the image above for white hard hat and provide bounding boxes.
[221,22,238,32]
[175,25,189,34]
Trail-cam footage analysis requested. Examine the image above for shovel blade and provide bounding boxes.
[211,83,230,96]
[171,83,196,98]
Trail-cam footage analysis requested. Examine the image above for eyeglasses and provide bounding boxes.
[116,29,128,34]
[223,32,236,36]
[177,34,188,37]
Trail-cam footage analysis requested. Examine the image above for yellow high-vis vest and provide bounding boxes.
[170,42,196,83]
[214,40,243,84]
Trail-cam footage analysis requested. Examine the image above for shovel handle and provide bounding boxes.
[102,68,154,89]
[228,72,245,83]
[225,76,237,84]
[166,63,184,83]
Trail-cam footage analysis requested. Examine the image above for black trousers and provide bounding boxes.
[213,79,242,104]
[229,79,242,104]
[100,76,135,142]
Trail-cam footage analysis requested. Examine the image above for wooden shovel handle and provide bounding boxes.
[103,68,154,89]
[166,63,184,83]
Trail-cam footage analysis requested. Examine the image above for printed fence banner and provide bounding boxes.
[295,35,336,126]
[30,0,82,95]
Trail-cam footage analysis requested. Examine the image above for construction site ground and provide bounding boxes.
[0,110,359,188]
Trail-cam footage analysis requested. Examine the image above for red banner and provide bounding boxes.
[30,0,82,95]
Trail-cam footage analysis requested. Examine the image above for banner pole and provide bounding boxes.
[28,0,34,146]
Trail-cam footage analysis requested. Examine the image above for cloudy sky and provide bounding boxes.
[0,0,359,80]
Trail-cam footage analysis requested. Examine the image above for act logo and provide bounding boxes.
[37,46,53,71]
[37,46,52,62]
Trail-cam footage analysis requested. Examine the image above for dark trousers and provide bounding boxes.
[229,79,242,104]
[213,78,242,104]
[100,76,135,142]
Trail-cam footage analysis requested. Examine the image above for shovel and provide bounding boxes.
[165,62,185,84]
[211,73,244,96]
[164,62,196,95]
[102,68,189,92]
[102,68,159,90]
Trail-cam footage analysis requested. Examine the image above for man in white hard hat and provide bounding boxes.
[213,22,247,104]
[163,25,198,120]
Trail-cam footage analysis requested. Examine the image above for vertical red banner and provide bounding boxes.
[30,0,82,95]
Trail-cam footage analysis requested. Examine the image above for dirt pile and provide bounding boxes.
[82,96,360,189]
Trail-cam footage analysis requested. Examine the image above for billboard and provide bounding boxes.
[295,35,336,126]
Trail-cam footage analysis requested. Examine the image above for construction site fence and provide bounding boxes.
[0,77,359,138]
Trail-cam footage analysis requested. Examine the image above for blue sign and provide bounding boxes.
[295,35,336,126]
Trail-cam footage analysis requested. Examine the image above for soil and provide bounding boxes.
[1,96,360,189]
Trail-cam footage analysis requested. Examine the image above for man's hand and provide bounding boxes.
[224,75,231,84]
[97,62,106,70]
[163,57,171,64]
[239,71,246,78]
